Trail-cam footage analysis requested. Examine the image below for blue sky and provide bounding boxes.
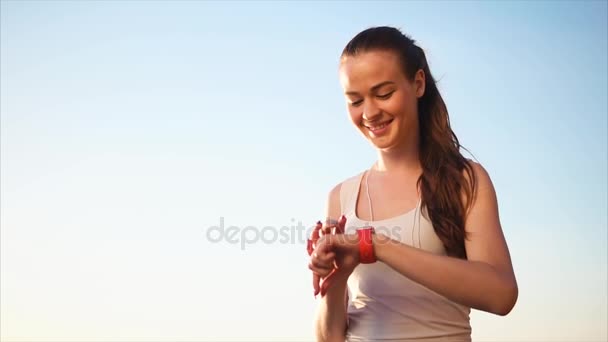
[1,1,606,341]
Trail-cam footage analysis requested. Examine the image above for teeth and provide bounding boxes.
[369,122,389,130]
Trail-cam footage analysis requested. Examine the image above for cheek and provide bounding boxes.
[386,95,414,118]
[347,107,363,126]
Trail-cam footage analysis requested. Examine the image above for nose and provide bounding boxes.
[362,100,382,123]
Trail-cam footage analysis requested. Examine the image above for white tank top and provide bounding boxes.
[340,171,472,341]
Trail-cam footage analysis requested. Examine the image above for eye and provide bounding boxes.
[377,91,395,100]
[350,99,363,107]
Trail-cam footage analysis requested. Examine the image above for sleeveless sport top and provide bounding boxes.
[340,171,472,341]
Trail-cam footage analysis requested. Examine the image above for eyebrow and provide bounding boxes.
[345,81,396,96]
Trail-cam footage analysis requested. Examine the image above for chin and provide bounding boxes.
[373,142,398,151]
[366,135,395,150]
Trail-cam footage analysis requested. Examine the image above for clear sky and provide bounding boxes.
[1,1,606,341]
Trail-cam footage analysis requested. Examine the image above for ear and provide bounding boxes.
[414,69,426,98]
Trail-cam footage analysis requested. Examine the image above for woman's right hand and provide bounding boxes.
[309,216,360,297]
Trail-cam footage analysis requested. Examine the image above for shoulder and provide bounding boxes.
[326,172,362,203]
[328,171,363,196]
[325,171,365,218]
[463,159,495,196]
[326,182,342,208]
[461,159,500,230]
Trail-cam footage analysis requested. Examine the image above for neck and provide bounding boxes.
[373,138,422,177]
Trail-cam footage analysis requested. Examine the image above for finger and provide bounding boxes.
[322,223,336,235]
[321,269,338,297]
[316,236,335,255]
[323,217,340,235]
[318,251,336,265]
[310,257,334,274]
[310,251,335,269]
[336,215,347,234]
[310,260,332,272]
[312,272,320,297]
[309,262,331,279]
[311,221,322,249]
[312,221,322,241]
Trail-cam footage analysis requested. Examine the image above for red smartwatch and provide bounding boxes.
[357,227,377,264]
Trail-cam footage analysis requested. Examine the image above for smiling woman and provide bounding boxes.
[341,51,422,154]
[307,26,518,341]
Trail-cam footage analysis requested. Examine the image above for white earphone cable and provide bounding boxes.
[365,168,374,222]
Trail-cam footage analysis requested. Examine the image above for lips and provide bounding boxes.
[364,118,394,132]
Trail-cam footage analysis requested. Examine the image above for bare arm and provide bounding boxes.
[314,273,348,342]
[373,162,518,315]
[314,184,349,342]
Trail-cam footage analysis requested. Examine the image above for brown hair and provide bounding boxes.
[341,26,477,259]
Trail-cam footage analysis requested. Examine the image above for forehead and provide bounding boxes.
[339,50,404,91]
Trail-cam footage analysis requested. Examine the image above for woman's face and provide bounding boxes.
[339,50,425,151]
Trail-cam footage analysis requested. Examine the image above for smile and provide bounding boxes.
[365,119,394,133]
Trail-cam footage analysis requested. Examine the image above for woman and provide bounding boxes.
[307,26,518,341]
